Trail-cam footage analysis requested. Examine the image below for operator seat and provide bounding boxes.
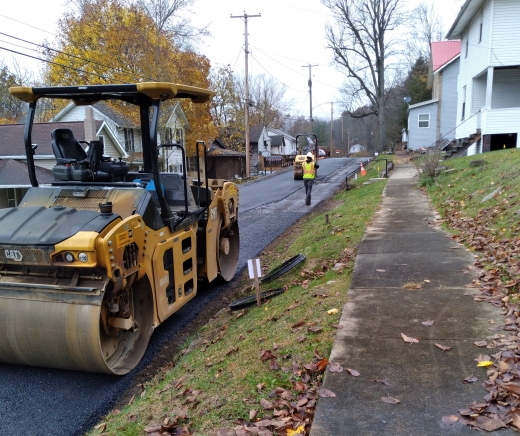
[51,129,111,182]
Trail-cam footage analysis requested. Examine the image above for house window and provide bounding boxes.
[461,85,467,120]
[176,128,184,145]
[479,11,483,43]
[7,188,27,207]
[465,39,469,58]
[7,188,16,207]
[163,128,173,143]
[418,114,430,128]
[124,128,134,152]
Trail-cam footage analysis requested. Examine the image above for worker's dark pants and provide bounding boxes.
[304,179,314,204]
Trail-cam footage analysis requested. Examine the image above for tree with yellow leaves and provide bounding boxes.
[43,0,217,146]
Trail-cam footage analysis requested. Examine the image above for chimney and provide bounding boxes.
[84,106,97,141]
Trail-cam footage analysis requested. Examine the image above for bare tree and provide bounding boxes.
[70,0,208,50]
[321,0,406,151]
[406,1,445,68]
[237,74,293,129]
[0,59,33,123]
[137,0,209,49]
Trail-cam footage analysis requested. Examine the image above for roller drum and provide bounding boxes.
[0,280,154,375]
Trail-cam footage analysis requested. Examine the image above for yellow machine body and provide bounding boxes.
[0,83,240,375]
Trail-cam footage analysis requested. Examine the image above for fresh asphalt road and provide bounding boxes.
[0,157,365,436]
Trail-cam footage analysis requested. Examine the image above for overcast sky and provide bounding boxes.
[0,0,465,119]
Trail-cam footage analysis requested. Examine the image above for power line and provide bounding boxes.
[0,45,128,83]
[0,13,57,37]
[0,31,157,83]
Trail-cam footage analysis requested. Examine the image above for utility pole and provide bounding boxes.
[302,63,318,133]
[231,11,261,178]
[330,102,334,157]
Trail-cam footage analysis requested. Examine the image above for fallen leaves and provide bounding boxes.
[328,362,344,373]
[442,415,459,425]
[402,282,422,290]
[434,343,452,352]
[400,333,419,344]
[462,375,478,384]
[318,388,336,398]
[381,396,400,405]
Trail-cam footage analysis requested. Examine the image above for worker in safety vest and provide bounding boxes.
[302,152,319,205]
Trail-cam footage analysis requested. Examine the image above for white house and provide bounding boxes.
[249,125,271,175]
[407,40,460,151]
[447,0,520,155]
[267,128,297,156]
[52,101,192,170]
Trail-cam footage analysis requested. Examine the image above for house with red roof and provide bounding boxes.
[446,0,520,155]
[407,40,461,151]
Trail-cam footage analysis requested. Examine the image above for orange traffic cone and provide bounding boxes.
[360,162,367,176]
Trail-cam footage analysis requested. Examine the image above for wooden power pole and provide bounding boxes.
[302,63,318,134]
[231,12,261,178]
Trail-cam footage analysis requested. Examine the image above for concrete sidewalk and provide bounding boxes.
[311,162,514,435]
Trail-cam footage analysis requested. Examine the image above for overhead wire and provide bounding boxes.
[0,45,128,83]
[0,10,344,114]
[0,31,158,83]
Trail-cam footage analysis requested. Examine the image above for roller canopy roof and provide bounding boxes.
[9,82,215,105]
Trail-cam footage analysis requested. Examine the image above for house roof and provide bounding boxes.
[267,128,295,141]
[409,99,439,110]
[446,0,486,39]
[0,121,101,157]
[0,159,54,187]
[432,41,461,72]
[249,125,265,143]
[208,139,245,157]
[53,101,138,128]
[93,102,137,128]
[166,102,191,132]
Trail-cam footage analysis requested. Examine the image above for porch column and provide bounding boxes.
[485,67,494,110]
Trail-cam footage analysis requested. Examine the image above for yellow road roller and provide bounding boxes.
[1,82,239,375]
[293,134,318,180]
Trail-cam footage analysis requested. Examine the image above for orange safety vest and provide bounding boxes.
[302,161,315,179]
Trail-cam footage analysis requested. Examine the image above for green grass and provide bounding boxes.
[88,160,388,435]
[426,148,520,241]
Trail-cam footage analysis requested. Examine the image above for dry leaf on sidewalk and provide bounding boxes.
[382,396,400,404]
[401,333,419,344]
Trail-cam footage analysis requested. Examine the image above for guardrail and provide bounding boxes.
[345,158,392,191]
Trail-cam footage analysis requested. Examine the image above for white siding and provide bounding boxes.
[439,60,459,140]
[492,68,520,108]
[100,134,120,158]
[472,75,487,111]
[455,1,492,129]
[481,107,520,138]
[55,106,88,122]
[408,103,438,150]
[491,0,520,66]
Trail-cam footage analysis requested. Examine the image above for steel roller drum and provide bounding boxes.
[0,280,154,375]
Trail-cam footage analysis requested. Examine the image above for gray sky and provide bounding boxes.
[0,0,465,119]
